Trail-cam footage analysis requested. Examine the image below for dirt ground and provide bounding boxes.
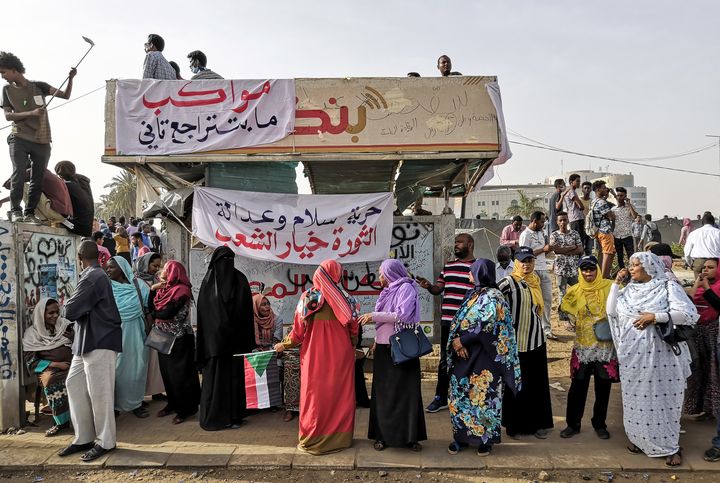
[1,468,719,483]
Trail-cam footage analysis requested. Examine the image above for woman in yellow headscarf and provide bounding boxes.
[497,246,553,439]
[558,255,618,440]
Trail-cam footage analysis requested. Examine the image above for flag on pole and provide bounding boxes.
[243,351,282,409]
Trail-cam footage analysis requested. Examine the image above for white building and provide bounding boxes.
[421,169,647,219]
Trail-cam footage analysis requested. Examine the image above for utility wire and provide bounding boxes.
[0,84,105,131]
[509,139,720,178]
[508,129,717,162]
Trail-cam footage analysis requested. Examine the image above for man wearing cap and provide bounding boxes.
[519,211,556,340]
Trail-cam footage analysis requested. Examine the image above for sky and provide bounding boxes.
[1,0,718,218]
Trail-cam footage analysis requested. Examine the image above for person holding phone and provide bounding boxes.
[22,298,74,437]
[685,259,720,420]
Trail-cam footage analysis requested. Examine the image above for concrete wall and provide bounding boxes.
[0,222,81,431]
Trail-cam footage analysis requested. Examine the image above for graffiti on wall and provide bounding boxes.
[0,223,17,381]
[22,232,78,333]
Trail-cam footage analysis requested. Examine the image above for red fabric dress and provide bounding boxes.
[285,302,357,454]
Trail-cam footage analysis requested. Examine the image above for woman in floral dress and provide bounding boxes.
[447,259,521,456]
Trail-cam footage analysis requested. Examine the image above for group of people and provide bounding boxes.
[20,221,720,467]
[92,216,163,266]
[143,34,223,81]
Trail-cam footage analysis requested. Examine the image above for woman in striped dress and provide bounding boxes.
[497,246,554,439]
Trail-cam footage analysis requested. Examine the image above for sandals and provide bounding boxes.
[627,444,643,455]
[171,416,186,425]
[157,406,173,417]
[373,440,386,451]
[45,422,69,437]
[282,411,296,422]
[665,450,682,467]
[407,442,422,452]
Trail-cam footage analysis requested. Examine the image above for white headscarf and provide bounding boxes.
[616,252,698,321]
[22,298,73,352]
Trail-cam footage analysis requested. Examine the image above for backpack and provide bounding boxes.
[648,222,662,242]
[585,199,600,237]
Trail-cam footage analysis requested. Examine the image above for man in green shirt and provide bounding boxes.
[0,51,76,223]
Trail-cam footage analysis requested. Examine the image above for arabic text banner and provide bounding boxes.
[192,188,393,264]
[115,79,295,155]
[189,222,436,335]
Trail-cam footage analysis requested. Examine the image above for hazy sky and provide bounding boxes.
[1,0,718,218]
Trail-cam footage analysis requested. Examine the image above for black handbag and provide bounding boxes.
[389,325,432,365]
[656,313,696,357]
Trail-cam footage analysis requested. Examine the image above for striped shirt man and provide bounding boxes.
[437,259,475,326]
[498,275,545,351]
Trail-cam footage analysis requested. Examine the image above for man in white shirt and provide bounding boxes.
[519,211,556,340]
[684,213,720,278]
[495,245,515,282]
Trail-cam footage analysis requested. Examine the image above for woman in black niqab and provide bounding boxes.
[196,246,256,430]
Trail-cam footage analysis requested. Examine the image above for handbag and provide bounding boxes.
[390,324,432,365]
[592,318,613,342]
[144,326,177,355]
[655,281,697,358]
[132,279,154,335]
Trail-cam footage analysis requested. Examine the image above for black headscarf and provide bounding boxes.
[196,246,255,362]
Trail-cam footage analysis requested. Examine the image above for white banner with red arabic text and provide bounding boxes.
[192,188,393,264]
[115,79,295,155]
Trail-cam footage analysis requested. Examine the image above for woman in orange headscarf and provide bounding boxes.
[275,259,359,455]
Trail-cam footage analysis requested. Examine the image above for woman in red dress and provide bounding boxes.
[275,259,359,455]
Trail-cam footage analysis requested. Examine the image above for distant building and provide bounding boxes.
[420,169,647,219]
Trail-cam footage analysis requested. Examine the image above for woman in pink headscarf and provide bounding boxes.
[359,259,427,452]
[679,218,693,245]
[275,259,359,455]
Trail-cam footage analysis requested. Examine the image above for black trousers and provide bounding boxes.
[571,220,592,256]
[434,324,450,401]
[614,236,635,269]
[565,374,612,431]
[8,136,51,215]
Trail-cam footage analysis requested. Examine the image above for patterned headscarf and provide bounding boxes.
[616,252,698,319]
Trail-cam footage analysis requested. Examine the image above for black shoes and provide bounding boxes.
[57,442,95,457]
[560,426,579,438]
[80,444,115,462]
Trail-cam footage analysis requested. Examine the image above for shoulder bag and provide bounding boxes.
[144,326,177,355]
[655,281,697,358]
[390,324,432,365]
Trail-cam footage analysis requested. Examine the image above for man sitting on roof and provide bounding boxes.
[188,51,223,80]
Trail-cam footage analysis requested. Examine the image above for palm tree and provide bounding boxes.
[505,190,544,219]
[97,169,137,220]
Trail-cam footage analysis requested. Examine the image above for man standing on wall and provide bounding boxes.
[0,51,76,223]
[58,241,122,462]
[519,211,557,340]
[611,187,638,269]
[549,179,566,234]
[560,174,587,256]
[416,234,476,412]
[591,180,615,279]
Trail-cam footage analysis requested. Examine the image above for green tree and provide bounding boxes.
[97,169,137,220]
[505,190,544,219]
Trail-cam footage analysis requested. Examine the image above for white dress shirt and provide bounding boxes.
[684,224,720,260]
[495,261,515,282]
